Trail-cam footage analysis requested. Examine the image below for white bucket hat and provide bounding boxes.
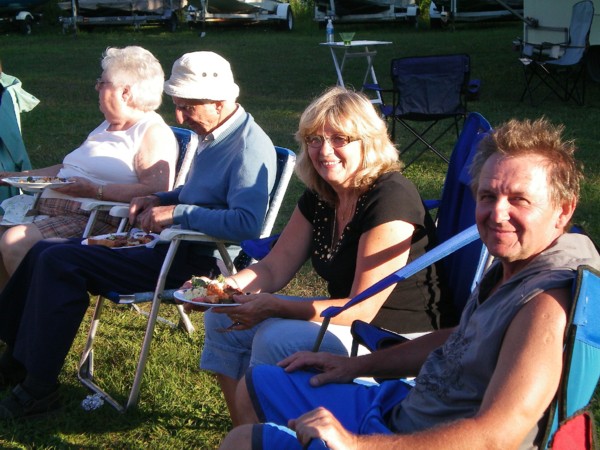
[164,51,240,101]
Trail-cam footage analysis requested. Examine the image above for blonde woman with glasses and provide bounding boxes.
[192,86,455,425]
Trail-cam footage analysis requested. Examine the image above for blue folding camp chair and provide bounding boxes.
[313,112,493,353]
[519,0,594,106]
[365,54,474,168]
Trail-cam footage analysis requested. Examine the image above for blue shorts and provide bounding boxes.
[247,365,411,450]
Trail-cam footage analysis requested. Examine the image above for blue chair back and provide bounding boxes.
[434,112,492,312]
[170,126,199,188]
[262,146,296,238]
[235,146,296,269]
[542,265,600,448]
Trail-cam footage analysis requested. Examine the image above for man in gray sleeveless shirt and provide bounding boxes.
[218,118,600,450]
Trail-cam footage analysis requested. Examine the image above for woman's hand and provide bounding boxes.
[212,292,279,330]
[51,176,96,197]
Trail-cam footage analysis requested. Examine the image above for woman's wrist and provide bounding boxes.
[96,184,104,200]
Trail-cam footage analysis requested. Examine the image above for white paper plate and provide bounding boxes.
[173,289,240,307]
[82,231,159,249]
[2,176,75,190]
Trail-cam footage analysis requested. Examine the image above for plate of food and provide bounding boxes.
[173,275,242,307]
[1,176,75,190]
[82,230,159,249]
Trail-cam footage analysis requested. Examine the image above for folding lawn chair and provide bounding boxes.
[77,145,296,412]
[313,112,493,353]
[519,0,594,106]
[365,54,474,168]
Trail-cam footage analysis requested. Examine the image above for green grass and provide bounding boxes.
[0,10,599,448]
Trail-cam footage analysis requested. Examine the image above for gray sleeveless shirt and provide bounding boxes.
[389,233,600,448]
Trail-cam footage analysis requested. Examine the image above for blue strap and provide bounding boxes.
[320,224,481,319]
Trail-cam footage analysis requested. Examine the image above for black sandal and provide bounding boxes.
[0,384,61,420]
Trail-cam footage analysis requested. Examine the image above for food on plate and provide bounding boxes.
[87,233,154,248]
[183,275,242,304]
[19,176,71,183]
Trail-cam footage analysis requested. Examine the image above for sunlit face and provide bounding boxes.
[475,153,573,271]
[172,96,220,135]
[96,72,125,121]
[306,123,362,190]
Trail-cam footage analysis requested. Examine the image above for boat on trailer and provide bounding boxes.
[314,0,523,25]
[58,0,186,32]
[58,0,292,32]
[314,0,419,24]
[185,0,293,31]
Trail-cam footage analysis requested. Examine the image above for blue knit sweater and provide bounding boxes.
[155,108,276,248]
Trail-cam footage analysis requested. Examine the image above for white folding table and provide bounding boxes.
[320,40,392,104]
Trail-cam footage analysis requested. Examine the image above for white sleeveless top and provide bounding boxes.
[44,111,172,199]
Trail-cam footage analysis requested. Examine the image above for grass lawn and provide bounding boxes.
[0,7,599,448]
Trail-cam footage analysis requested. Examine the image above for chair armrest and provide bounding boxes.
[79,199,128,212]
[363,83,392,93]
[351,319,408,352]
[158,227,236,246]
[158,227,239,274]
[521,25,568,60]
[109,205,130,218]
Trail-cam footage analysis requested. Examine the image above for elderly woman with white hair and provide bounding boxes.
[0,51,276,420]
[0,46,178,288]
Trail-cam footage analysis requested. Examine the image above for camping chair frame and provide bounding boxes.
[77,146,296,412]
[519,0,594,106]
[366,54,472,168]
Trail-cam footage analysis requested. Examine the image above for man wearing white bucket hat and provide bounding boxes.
[0,51,277,419]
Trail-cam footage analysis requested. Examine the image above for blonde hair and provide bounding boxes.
[469,117,583,206]
[295,87,401,205]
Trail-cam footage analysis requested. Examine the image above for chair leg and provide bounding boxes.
[82,210,99,238]
[522,61,586,106]
[176,304,195,334]
[77,295,127,413]
[77,240,182,412]
[130,302,195,334]
[125,240,180,410]
[398,120,452,168]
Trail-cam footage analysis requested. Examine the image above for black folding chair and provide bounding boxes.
[366,54,473,168]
